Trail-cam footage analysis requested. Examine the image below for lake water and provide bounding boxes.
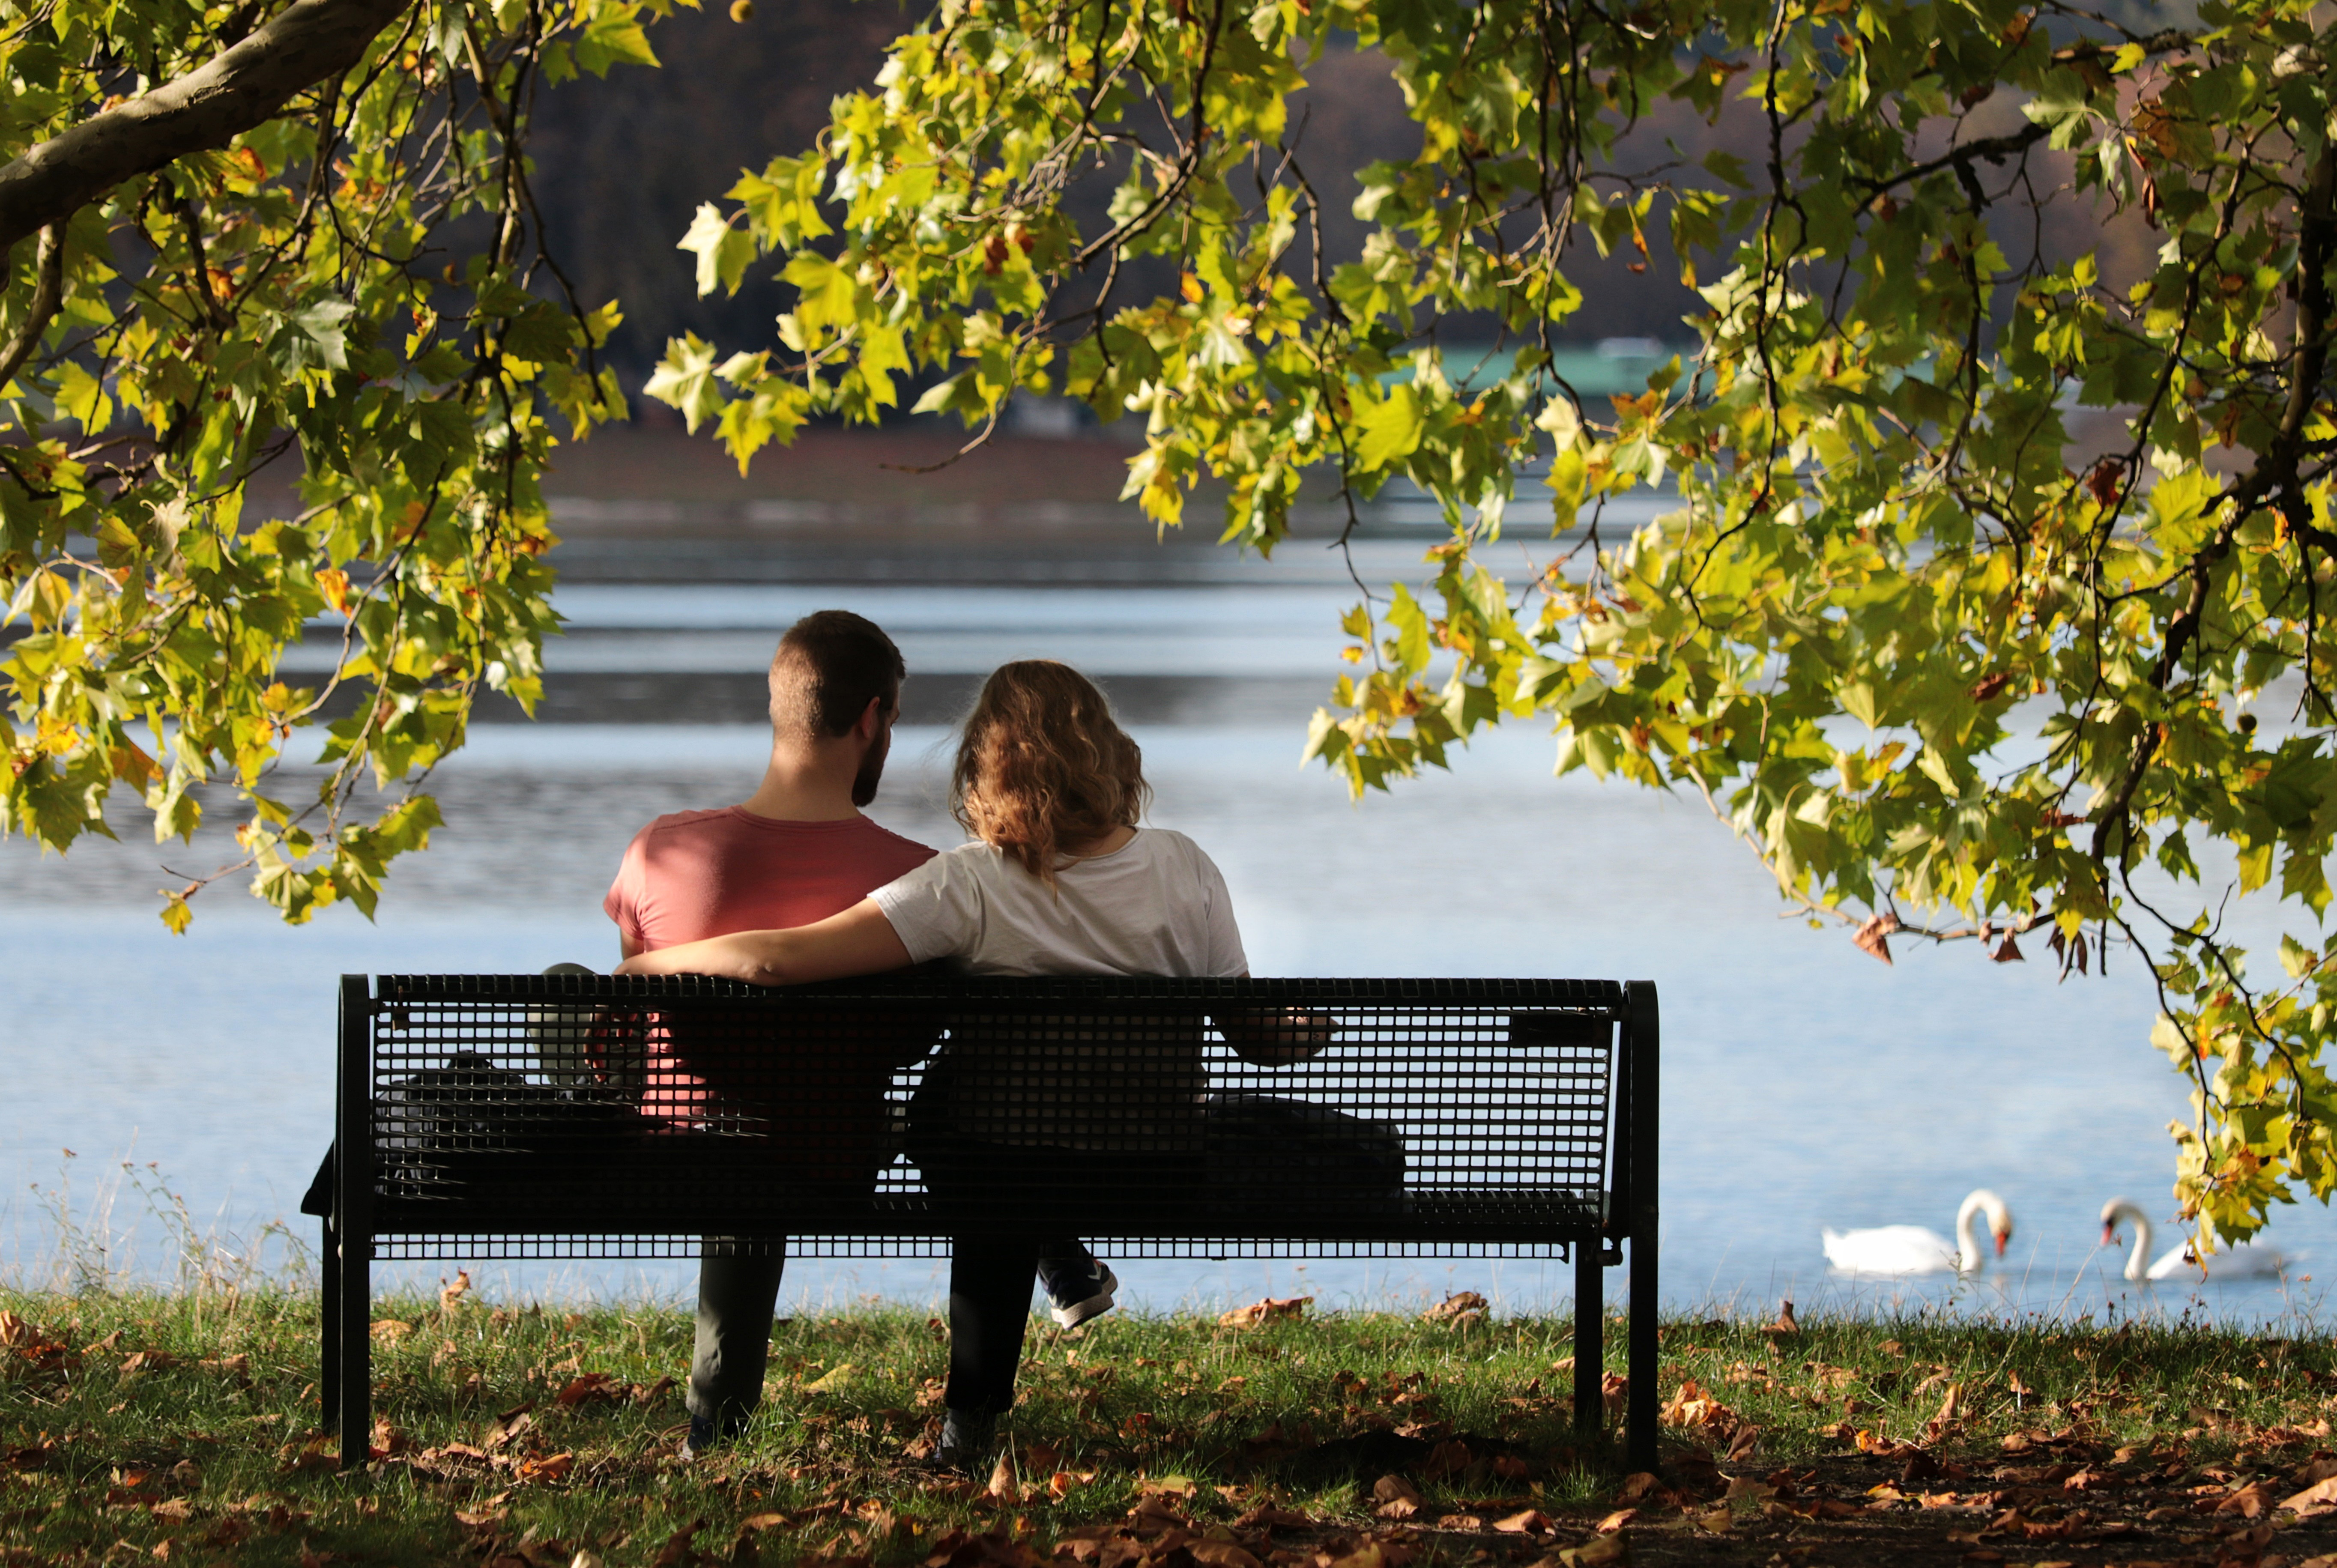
[5,572,2330,1327]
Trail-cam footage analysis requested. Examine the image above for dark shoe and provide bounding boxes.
[915,1408,995,1474]
[1040,1250,1119,1329]
[680,1411,743,1460]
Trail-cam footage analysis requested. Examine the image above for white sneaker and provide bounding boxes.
[1042,1259,1118,1328]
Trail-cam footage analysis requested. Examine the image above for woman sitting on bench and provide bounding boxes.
[617,658,1325,1471]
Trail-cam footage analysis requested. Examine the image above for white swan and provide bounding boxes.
[1823,1189,2013,1276]
[2100,1198,2291,1281]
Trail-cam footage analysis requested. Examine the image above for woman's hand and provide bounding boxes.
[612,901,912,987]
[1215,1007,1336,1064]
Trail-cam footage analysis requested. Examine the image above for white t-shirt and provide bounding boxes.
[870,827,1247,978]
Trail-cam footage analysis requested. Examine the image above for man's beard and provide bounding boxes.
[851,728,891,807]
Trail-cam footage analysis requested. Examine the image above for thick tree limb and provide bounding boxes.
[0,0,416,257]
[0,225,65,391]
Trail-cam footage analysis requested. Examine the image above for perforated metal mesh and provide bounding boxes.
[349,975,1620,1261]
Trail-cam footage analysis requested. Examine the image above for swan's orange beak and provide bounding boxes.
[2101,1221,2119,1246]
[1995,1228,2011,1256]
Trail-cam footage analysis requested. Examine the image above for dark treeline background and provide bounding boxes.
[521,0,1713,394]
[525,1,2166,405]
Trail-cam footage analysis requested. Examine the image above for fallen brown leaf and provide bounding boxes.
[1216,1296,1312,1329]
[2286,1475,2337,1518]
[1372,1474,1423,1521]
[517,1452,572,1483]
[1559,1533,1628,1566]
[1186,1543,1259,1568]
[1659,1379,1741,1430]
[484,1404,534,1452]
[555,1373,620,1409]
[2217,1480,2274,1518]
[1421,1291,1489,1326]
[651,1520,706,1568]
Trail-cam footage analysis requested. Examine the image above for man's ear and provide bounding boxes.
[853,695,888,741]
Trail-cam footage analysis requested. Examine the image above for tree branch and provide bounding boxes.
[0,0,415,256]
[1860,122,2048,201]
[0,224,66,392]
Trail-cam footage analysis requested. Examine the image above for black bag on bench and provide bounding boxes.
[1202,1093,1406,1222]
[382,1051,638,1197]
[300,1052,632,1215]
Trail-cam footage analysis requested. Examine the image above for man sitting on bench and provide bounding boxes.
[602,610,928,1457]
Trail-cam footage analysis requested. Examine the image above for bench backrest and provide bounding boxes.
[339,974,1652,1259]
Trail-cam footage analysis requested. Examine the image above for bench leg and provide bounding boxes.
[1626,1235,1658,1472]
[1572,1240,1604,1441]
[1623,980,1660,1474]
[337,1237,371,1470]
[320,1215,341,1431]
[334,974,374,1470]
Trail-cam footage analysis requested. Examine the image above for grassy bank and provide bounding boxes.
[9,1286,2337,1568]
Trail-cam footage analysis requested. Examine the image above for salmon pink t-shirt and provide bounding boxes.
[604,808,935,952]
[601,808,936,1179]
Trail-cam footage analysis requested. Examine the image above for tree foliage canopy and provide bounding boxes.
[0,0,654,928]
[656,0,2337,1247]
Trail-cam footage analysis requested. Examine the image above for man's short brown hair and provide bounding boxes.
[770,610,905,736]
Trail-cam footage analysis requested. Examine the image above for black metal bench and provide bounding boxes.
[317,974,1659,1470]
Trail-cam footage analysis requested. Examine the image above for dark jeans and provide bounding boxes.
[917,1131,1198,1418]
[689,1239,785,1425]
[947,1231,1047,1417]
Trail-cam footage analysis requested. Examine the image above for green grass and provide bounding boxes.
[9,1286,2337,1567]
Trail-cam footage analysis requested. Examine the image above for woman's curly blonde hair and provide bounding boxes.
[953,661,1149,886]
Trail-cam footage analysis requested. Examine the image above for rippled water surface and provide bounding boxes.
[5,582,2330,1325]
